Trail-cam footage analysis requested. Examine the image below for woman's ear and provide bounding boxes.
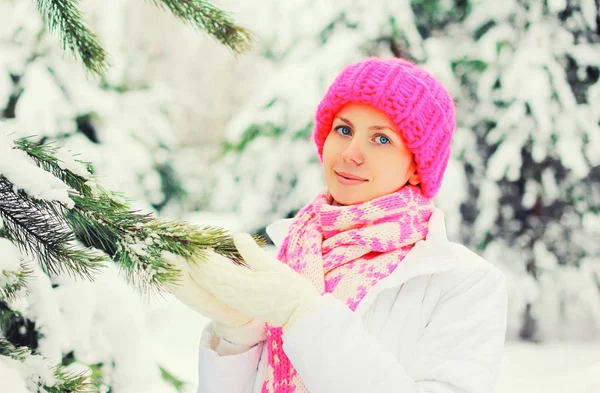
[407,159,420,185]
[408,170,421,186]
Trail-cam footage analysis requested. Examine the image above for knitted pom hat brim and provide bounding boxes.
[313,57,456,199]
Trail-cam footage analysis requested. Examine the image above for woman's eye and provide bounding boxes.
[335,126,352,135]
[375,135,390,145]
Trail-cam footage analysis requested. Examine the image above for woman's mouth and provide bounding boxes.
[335,171,367,185]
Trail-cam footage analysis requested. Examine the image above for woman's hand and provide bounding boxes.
[191,234,328,334]
[165,251,266,346]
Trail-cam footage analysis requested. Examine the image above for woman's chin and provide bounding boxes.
[329,189,367,206]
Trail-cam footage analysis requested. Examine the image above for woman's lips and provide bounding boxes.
[335,171,367,185]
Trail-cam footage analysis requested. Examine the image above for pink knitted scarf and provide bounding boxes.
[261,185,435,393]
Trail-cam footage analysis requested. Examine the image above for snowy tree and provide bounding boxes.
[0,1,181,214]
[450,0,600,342]
[190,0,600,341]
[1,0,253,214]
[0,1,255,392]
[0,128,250,392]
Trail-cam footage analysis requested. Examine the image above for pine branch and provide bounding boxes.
[35,0,108,77]
[65,191,261,295]
[0,229,31,303]
[0,176,107,279]
[14,138,94,192]
[0,338,95,393]
[87,362,109,392]
[32,0,253,77]
[44,368,95,393]
[148,0,255,53]
[115,218,256,295]
[66,191,264,295]
[0,337,29,359]
[12,137,263,295]
[0,262,31,303]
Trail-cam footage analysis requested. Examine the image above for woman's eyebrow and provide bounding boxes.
[369,125,394,132]
[336,116,354,127]
[335,116,394,132]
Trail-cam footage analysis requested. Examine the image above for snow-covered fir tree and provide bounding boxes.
[0,1,188,214]
[447,0,600,342]
[0,1,254,392]
[1,127,250,392]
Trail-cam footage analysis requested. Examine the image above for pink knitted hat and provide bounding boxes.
[313,57,456,198]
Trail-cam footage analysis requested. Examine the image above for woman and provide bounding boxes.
[168,57,508,393]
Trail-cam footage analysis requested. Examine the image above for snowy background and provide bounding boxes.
[1,0,599,392]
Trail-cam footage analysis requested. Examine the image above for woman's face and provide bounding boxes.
[322,102,419,205]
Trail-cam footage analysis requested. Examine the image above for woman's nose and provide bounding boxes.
[341,139,365,165]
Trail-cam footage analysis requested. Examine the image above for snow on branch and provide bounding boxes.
[0,125,259,295]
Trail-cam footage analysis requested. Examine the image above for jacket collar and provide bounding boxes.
[353,208,460,314]
[266,208,478,314]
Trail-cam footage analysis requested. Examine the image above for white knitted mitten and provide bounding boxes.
[191,234,329,334]
[165,251,266,346]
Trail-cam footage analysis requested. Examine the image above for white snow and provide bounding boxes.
[496,342,600,393]
[0,352,58,393]
[581,0,598,30]
[0,357,30,393]
[23,263,71,364]
[0,238,26,301]
[54,148,91,180]
[0,125,75,209]
[48,263,177,393]
[547,0,567,14]
[0,238,21,273]
[15,62,75,138]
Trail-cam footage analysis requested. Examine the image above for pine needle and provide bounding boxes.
[149,0,255,53]
[35,0,109,77]
[0,176,106,279]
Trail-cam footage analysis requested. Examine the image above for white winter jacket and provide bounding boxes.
[196,209,508,393]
